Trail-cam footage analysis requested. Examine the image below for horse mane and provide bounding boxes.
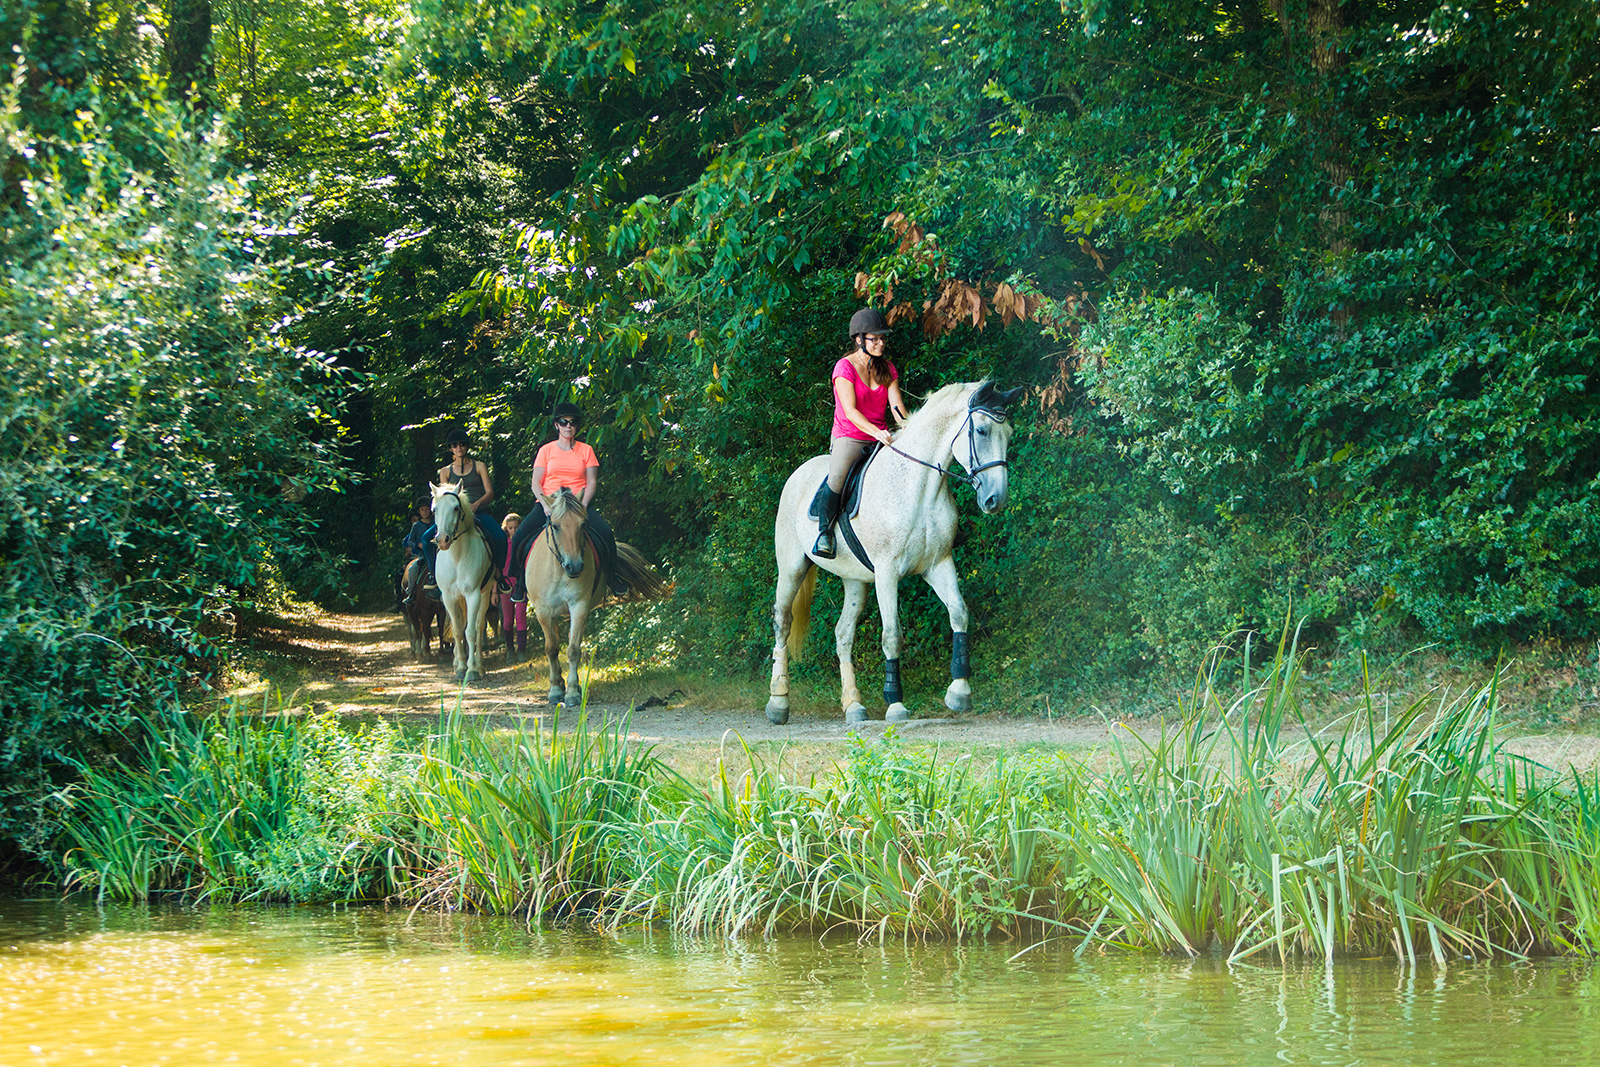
[547,487,585,521]
[899,380,981,434]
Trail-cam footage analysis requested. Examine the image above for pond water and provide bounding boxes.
[2,897,1598,1066]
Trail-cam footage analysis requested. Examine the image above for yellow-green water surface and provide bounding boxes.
[3,898,1599,1066]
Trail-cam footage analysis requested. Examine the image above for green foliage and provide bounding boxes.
[58,706,409,902]
[0,69,351,848]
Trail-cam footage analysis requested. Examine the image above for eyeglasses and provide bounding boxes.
[555,418,576,428]
[864,334,887,343]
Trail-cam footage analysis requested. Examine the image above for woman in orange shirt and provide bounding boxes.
[508,403,621,600]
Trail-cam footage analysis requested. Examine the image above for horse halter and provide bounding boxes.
[885,384,1017,492]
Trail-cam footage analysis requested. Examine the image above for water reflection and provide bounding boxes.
[2,898,1597,1066]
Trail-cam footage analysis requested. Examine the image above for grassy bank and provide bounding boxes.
[54,648,1600,960]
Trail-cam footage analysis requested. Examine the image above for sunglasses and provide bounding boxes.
[555,418,576,428]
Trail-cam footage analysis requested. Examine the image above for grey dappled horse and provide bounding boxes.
[767,380,1021,724]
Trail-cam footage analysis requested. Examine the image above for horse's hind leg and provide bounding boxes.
[835,578,870,724]
[766,557,811,725]
[922,556,973,712]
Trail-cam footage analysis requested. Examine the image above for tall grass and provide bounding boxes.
[389,705,663,922]
[58,701,408,902]
[613,733,1085,939]
[50,648,1600,960]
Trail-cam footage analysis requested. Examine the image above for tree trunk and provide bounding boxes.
[165,0,213,102]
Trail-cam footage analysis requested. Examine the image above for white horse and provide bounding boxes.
[430,483,494,682]
[767,379,1022,724]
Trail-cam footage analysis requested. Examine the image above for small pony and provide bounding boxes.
[526,488,667,705]
[400,556,450,661]
[430,482,494,682]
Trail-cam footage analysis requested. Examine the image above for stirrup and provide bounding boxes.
[424,582,441,602]
[812,528,837,559]
[510,582,526,605]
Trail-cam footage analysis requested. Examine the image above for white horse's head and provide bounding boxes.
[911,380,1022,514]
[430,482,470,549]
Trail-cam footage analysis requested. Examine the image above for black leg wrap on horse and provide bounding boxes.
[951,632,971,680]
[883,658,902,706]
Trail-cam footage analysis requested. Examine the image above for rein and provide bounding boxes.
[883,397,1011,491]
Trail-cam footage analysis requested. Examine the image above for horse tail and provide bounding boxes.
[611,542,670,600]
[786,565,818,662]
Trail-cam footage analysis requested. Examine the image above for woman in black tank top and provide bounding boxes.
[421,429,509,594]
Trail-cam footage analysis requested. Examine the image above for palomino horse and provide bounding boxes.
[430,483,494,682]
[767,380,1021,724]
[526,489,668,705]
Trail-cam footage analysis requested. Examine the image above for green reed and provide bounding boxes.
[391,703,662,922]
[610,732,1085,940]
[51,646,1600,959]
[59,700,407,903]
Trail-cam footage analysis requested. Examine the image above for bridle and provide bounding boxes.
[433,487,475,550]
[543,492,585,567]
[883,393,1012,492]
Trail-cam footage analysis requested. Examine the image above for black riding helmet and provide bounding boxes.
[848,308,892,339]
[551,402,584,428]
[444,428,471,448]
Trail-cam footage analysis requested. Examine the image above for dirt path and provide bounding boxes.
[227,609,1600,773]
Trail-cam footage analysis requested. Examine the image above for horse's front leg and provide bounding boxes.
[835,578,870,724]
[447,596,470,681]
[535,605,564,704]
[873,571,911,722]
[464,589,489,682]
[922,555,972,713]
[563,603,592,706]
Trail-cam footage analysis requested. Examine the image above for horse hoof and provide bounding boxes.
[548,688,565,705]
[845,702,869,724]
[765,696,790,725]
[944,689,972,713]
[464,670,482,683]
[886,703,912,723]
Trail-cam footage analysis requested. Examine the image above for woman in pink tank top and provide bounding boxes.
[812,308,908,559]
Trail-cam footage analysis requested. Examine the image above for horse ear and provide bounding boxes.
[971,381,996,408]
[998,384,1024,408]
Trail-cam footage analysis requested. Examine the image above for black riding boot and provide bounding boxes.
[504,628,518,665]
[813,485,841,559]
